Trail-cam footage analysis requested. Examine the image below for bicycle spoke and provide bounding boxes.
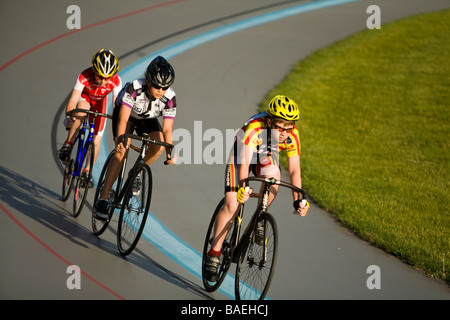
[235,214,277,300]
[119,197,145,243]
[117,165,152,256]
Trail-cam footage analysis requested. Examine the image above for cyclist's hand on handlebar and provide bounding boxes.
[116,142,127,153]
[115,135,128,153]
[236,186,252,204]
[164,154,177,165]
[294,199,310,216]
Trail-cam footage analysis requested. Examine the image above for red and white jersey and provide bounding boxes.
[73,67,122,101]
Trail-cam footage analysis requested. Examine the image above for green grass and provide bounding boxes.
[262,10,450,282]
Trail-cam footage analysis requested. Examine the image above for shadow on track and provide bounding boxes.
[0,165,211,299]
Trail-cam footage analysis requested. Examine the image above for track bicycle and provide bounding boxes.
[202,176,306,300]
[92,132,174,256]
[61,108,112,217]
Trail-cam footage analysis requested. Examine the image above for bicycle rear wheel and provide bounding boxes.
[117,164,152,256]
[73,141,95,217]
[61,159,75,201]
[202,198,236,292]
[92,150,117,236]
[235,212,278,300]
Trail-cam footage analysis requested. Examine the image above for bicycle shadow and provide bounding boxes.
[0,164,210,299]
[83,195,212,300]
[0,165,99,250]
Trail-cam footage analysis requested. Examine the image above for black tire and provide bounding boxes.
[202,198,236,292]
[61,159,75,201]
[117,164,152,256]
[72,141,95,217]
[235,212,278,300]
[92,150,116,236]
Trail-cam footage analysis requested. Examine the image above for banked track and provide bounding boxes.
[1,0,449,301]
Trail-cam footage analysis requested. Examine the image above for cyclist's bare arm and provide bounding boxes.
[287,155,309,215]
[63,89,83,128]
[236,143,254,202]
[288,155,302,200]
[162,117,177,165]
[65,89,82,114]
[116,104,132,152]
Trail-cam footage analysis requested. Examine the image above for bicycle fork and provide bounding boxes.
[120,144,148,214]
[235,184,272,268]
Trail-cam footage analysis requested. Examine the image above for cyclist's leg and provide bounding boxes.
[211,161,280,250]
[209,162,241,253]
[204,161,241,281]
[97,106,132,201]
[210,191,240,252]
[66,96,91,144]
[59,98,90,161]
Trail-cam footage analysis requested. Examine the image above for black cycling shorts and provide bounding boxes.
[112,106,163,139]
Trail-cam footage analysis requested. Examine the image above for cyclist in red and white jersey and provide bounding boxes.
[205,95,310,282]
[58,49,122,184]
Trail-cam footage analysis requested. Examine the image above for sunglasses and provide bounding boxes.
[272,123,294,133]
[152,84,169,90]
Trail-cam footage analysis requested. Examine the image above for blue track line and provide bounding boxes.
[96,0,360,300]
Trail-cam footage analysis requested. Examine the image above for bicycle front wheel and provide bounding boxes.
[235,212,278,300]
[117,164,152,256]
[73,141,95,217]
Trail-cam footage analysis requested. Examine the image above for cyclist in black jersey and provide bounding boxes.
[94,56,177,219]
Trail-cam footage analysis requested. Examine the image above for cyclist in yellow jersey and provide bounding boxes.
[205,95,310,282]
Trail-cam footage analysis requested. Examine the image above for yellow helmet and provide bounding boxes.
[91,49,119,78]
[266,95,300,121]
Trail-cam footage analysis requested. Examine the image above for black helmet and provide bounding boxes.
[145,56,175,88]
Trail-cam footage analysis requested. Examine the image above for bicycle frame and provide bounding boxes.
[72,117,93,178]
[231,177,306,263]
[109,132,174,210]
[202,175,306,298]
[111,140,148,209]
[92,131,174,254]
[230,185,267,264]
[69,108,111,178]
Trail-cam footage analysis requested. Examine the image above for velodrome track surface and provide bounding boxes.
[1,0,449,301]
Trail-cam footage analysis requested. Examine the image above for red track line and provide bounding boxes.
[0,0,187,72]
[0,201,126,300]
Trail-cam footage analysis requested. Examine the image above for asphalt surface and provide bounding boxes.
[1,0,449,302]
